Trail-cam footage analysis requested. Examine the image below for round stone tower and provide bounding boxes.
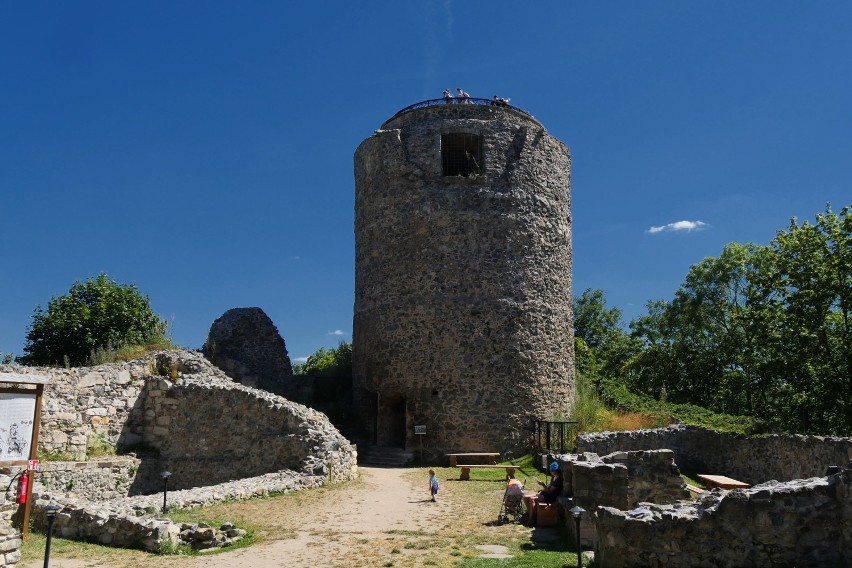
[353,99,574,455]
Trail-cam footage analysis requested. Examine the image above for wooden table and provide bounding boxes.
[445,453,500,467]
[698,474,750,490]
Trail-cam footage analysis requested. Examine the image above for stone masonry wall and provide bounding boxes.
[0,350,357,492]
[1,360,153,461]
[202,307,293,394]
[576,424,852,484]
[593,462,852,568]
[0,520,20,568]
[557,450,690,513]
[354,102,574,453]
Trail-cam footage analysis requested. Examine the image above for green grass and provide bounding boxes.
[454,535,579,568]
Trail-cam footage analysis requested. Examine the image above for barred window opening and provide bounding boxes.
[442,133,482,177]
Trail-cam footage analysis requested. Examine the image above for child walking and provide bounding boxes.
[428,469,439,502]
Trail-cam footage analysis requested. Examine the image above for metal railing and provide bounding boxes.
[386,98,534,122]
[533,420,579,454]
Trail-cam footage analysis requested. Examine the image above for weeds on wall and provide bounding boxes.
[86,432,116,459]
[87,340,173,366]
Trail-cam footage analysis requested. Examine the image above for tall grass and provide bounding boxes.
[573,373,668,434]
[87,340,173,366]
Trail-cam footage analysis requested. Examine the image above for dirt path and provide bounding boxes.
[185,466,453,567]
[28,467,465,568]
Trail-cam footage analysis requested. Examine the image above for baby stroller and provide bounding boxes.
[497,478,526,524]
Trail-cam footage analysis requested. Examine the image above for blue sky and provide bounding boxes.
[2,2,850,363]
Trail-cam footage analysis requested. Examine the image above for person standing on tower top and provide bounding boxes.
[457,87,470,103]
[443,89,454,103]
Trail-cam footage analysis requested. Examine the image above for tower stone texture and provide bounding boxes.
[353,101,574,455]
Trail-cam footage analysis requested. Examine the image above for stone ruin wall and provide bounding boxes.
[353,103,574,453]
[201,307,294,394]
[0,350,357,490]
[563,426,852,567]
[593,463,852,568]
[576,424,852,484]
[1,350,357,559]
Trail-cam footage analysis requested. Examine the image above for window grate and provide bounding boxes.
[442,133,482,177]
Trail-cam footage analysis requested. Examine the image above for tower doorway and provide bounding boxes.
[377,394,407,447]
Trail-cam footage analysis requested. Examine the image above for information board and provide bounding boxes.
[0,392,37,461]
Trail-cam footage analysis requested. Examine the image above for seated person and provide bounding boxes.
[537,461,563,502]
[522,461,563,524]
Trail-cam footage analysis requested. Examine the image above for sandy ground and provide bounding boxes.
[26,467,458,568]
[184,466,452,568]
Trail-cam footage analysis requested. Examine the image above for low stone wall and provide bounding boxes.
[0,520,20,568]
[30,456,141,501]
[555,449,690,512]
[576,424,852,484]
[593,462,852,567]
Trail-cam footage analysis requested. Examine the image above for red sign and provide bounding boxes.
[27,459,39,471]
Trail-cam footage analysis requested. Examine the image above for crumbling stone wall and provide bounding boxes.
[139,352,355,488]
[1,350,357,491]
[557,450,690,515]
[576,424,852,483]
[593,463,852,568]
[0,360,152,460]
[34,457,145,500]
[0,519,20,568]
[354,102,574,453]
[202,307,293,394]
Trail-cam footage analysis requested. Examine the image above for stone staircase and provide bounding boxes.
[357,445,415,467]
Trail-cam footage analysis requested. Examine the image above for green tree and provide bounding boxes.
[573,288,641,382]
[627,205,852,435]
[20,273,167,367]
[297,342,352,377]
[770,205,852,433]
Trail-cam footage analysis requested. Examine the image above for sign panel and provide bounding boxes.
[414,425,426,435]
[0,392,37,461]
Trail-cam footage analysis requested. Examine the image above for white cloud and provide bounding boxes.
[328,330,347,336]
[647,220,709,234]
[293,356,308,363]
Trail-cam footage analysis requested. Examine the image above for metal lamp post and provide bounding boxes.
[569,505,586,568]
[160,471,172,514]
[43,503,61,568]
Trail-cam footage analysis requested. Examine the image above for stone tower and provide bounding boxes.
[353,99,574,455]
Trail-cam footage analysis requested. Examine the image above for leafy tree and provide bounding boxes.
[296,342,352,377]
[20,273,167,367]
[626,205,852,435]
[573,289,641,382]
[769,205,852,433]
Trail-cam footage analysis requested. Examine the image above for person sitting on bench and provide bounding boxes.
[523,462,563,524]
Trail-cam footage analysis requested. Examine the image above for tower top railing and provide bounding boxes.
[385,98,535,122]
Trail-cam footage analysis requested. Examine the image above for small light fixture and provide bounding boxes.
[44,502,61,568]
[160,470,172,514]
[569,505,586,568]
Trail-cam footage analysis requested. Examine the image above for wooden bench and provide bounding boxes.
[697,474,750,490]
[445,453,500,467]
[457,464,517,480]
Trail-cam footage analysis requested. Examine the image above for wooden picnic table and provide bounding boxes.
[698,474,750,490]
[445,453,500,467]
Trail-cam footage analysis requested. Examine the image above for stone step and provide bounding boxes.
[358,445,415,467]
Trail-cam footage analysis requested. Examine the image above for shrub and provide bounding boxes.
[20,273,168,367]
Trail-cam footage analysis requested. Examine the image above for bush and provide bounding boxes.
[20,273,168,367]
[598,377,766,435]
